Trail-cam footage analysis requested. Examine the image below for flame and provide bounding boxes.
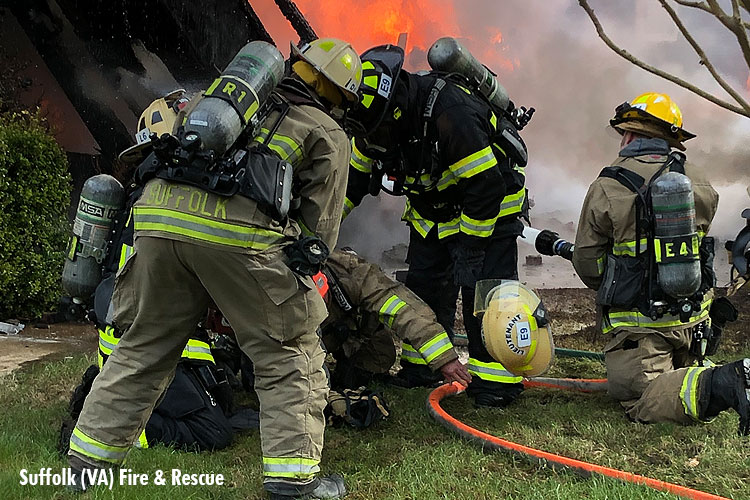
[289,0,518,74]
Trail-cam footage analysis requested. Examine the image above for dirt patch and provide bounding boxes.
[0,322,96,375]
[538,287,750,354]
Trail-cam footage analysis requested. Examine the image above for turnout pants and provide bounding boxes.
[70,236,329,481]
[604,325,709,424]
[405,227,523,388]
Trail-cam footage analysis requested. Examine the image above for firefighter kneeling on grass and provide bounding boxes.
[571,92,750,434]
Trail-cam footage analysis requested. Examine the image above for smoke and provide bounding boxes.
[260,0,750,262]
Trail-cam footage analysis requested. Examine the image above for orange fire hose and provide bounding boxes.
[427,381,730,500]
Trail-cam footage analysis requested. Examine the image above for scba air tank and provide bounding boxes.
[62,175,125,299]
[427,37,510,112]
[651,171,702,298]
[183,41,285,155]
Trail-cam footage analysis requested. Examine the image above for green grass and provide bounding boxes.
[1,352,749,500]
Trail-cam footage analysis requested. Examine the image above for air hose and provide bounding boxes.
[427,381,730,500]
[555,347,605,361]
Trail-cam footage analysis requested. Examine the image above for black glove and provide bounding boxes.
[448,242,485,288]
[284,236,330,276]
[535,229,559,256]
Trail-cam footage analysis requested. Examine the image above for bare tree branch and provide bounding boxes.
[721,0,750,71]
[674,0,712,13]
[577,0,749,117]
[659,0,750,112]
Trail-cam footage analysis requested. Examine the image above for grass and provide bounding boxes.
[1,352,749,500]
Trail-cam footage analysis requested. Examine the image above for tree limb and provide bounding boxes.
[659,0,750,112]
[577,0,749,117]
[724,0,750,71]
[674,0,712,13]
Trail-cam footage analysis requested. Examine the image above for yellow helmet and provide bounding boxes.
[610,92,695,150]
[476,280,555,378]
[119,89,188,164]
[291,38,362,102]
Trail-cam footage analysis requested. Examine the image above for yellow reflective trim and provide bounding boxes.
[362,61,375,71]
[243,100,260,123]
[379,295,407,327]
[262,457,320,478]
[401,202,435,238]
[342,197,355,220]
[181,339,215,363]
[448,146,495,174]
[134,207,283,249]
[498,188,526,217]
[137,430,149,449]
[460,212,498,237]
[350,140,374,173]
[205,78,221,95]
[70,427,129,463]
[467,358,523,383]
[603,298,712,333]
[118,244,134,270]
[490,112,498,131]
[596,255,606,275]
[363,75,378,90]
[339,53,353,71]
[419,332,453,364]
[437,217,461,239]
[680,366,708,421]
[67,235,77,260]
[318,41,335,52]
[401,343,428,365]
[362,93,375,109]
[438,146,498,191]
[612,239,649,257]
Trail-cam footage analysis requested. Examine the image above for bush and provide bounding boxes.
[0,113,71,319]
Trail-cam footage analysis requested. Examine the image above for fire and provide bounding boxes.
[289,0,518,74]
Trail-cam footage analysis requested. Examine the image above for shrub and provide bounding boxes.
[0,113,71,319]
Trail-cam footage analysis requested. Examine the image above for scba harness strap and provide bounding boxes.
[135,97,294,221]
[596,151,713,322]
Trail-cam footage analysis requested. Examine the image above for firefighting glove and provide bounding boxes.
[284,236,330,276]
[449,242,485,288]
[535,229,559,256]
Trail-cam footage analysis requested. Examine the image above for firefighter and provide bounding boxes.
[317,249,471,390]
[60,110,257,454]
[68,38,362,500]
[343,45,527,407]
[572,92,750,434]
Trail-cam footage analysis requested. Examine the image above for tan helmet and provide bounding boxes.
[476,280,554,377]
[291,38,362,102]
[119,89,188,165]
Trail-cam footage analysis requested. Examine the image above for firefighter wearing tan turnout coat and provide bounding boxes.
[321,249,470,388]
[69,38,363,499]
[573,93,750,435]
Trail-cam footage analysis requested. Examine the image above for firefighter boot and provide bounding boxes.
[67,455,105,493]
[467,378,524,408]
[702,359,750,435]
[391,364,442,388]
[265,474,347,499]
